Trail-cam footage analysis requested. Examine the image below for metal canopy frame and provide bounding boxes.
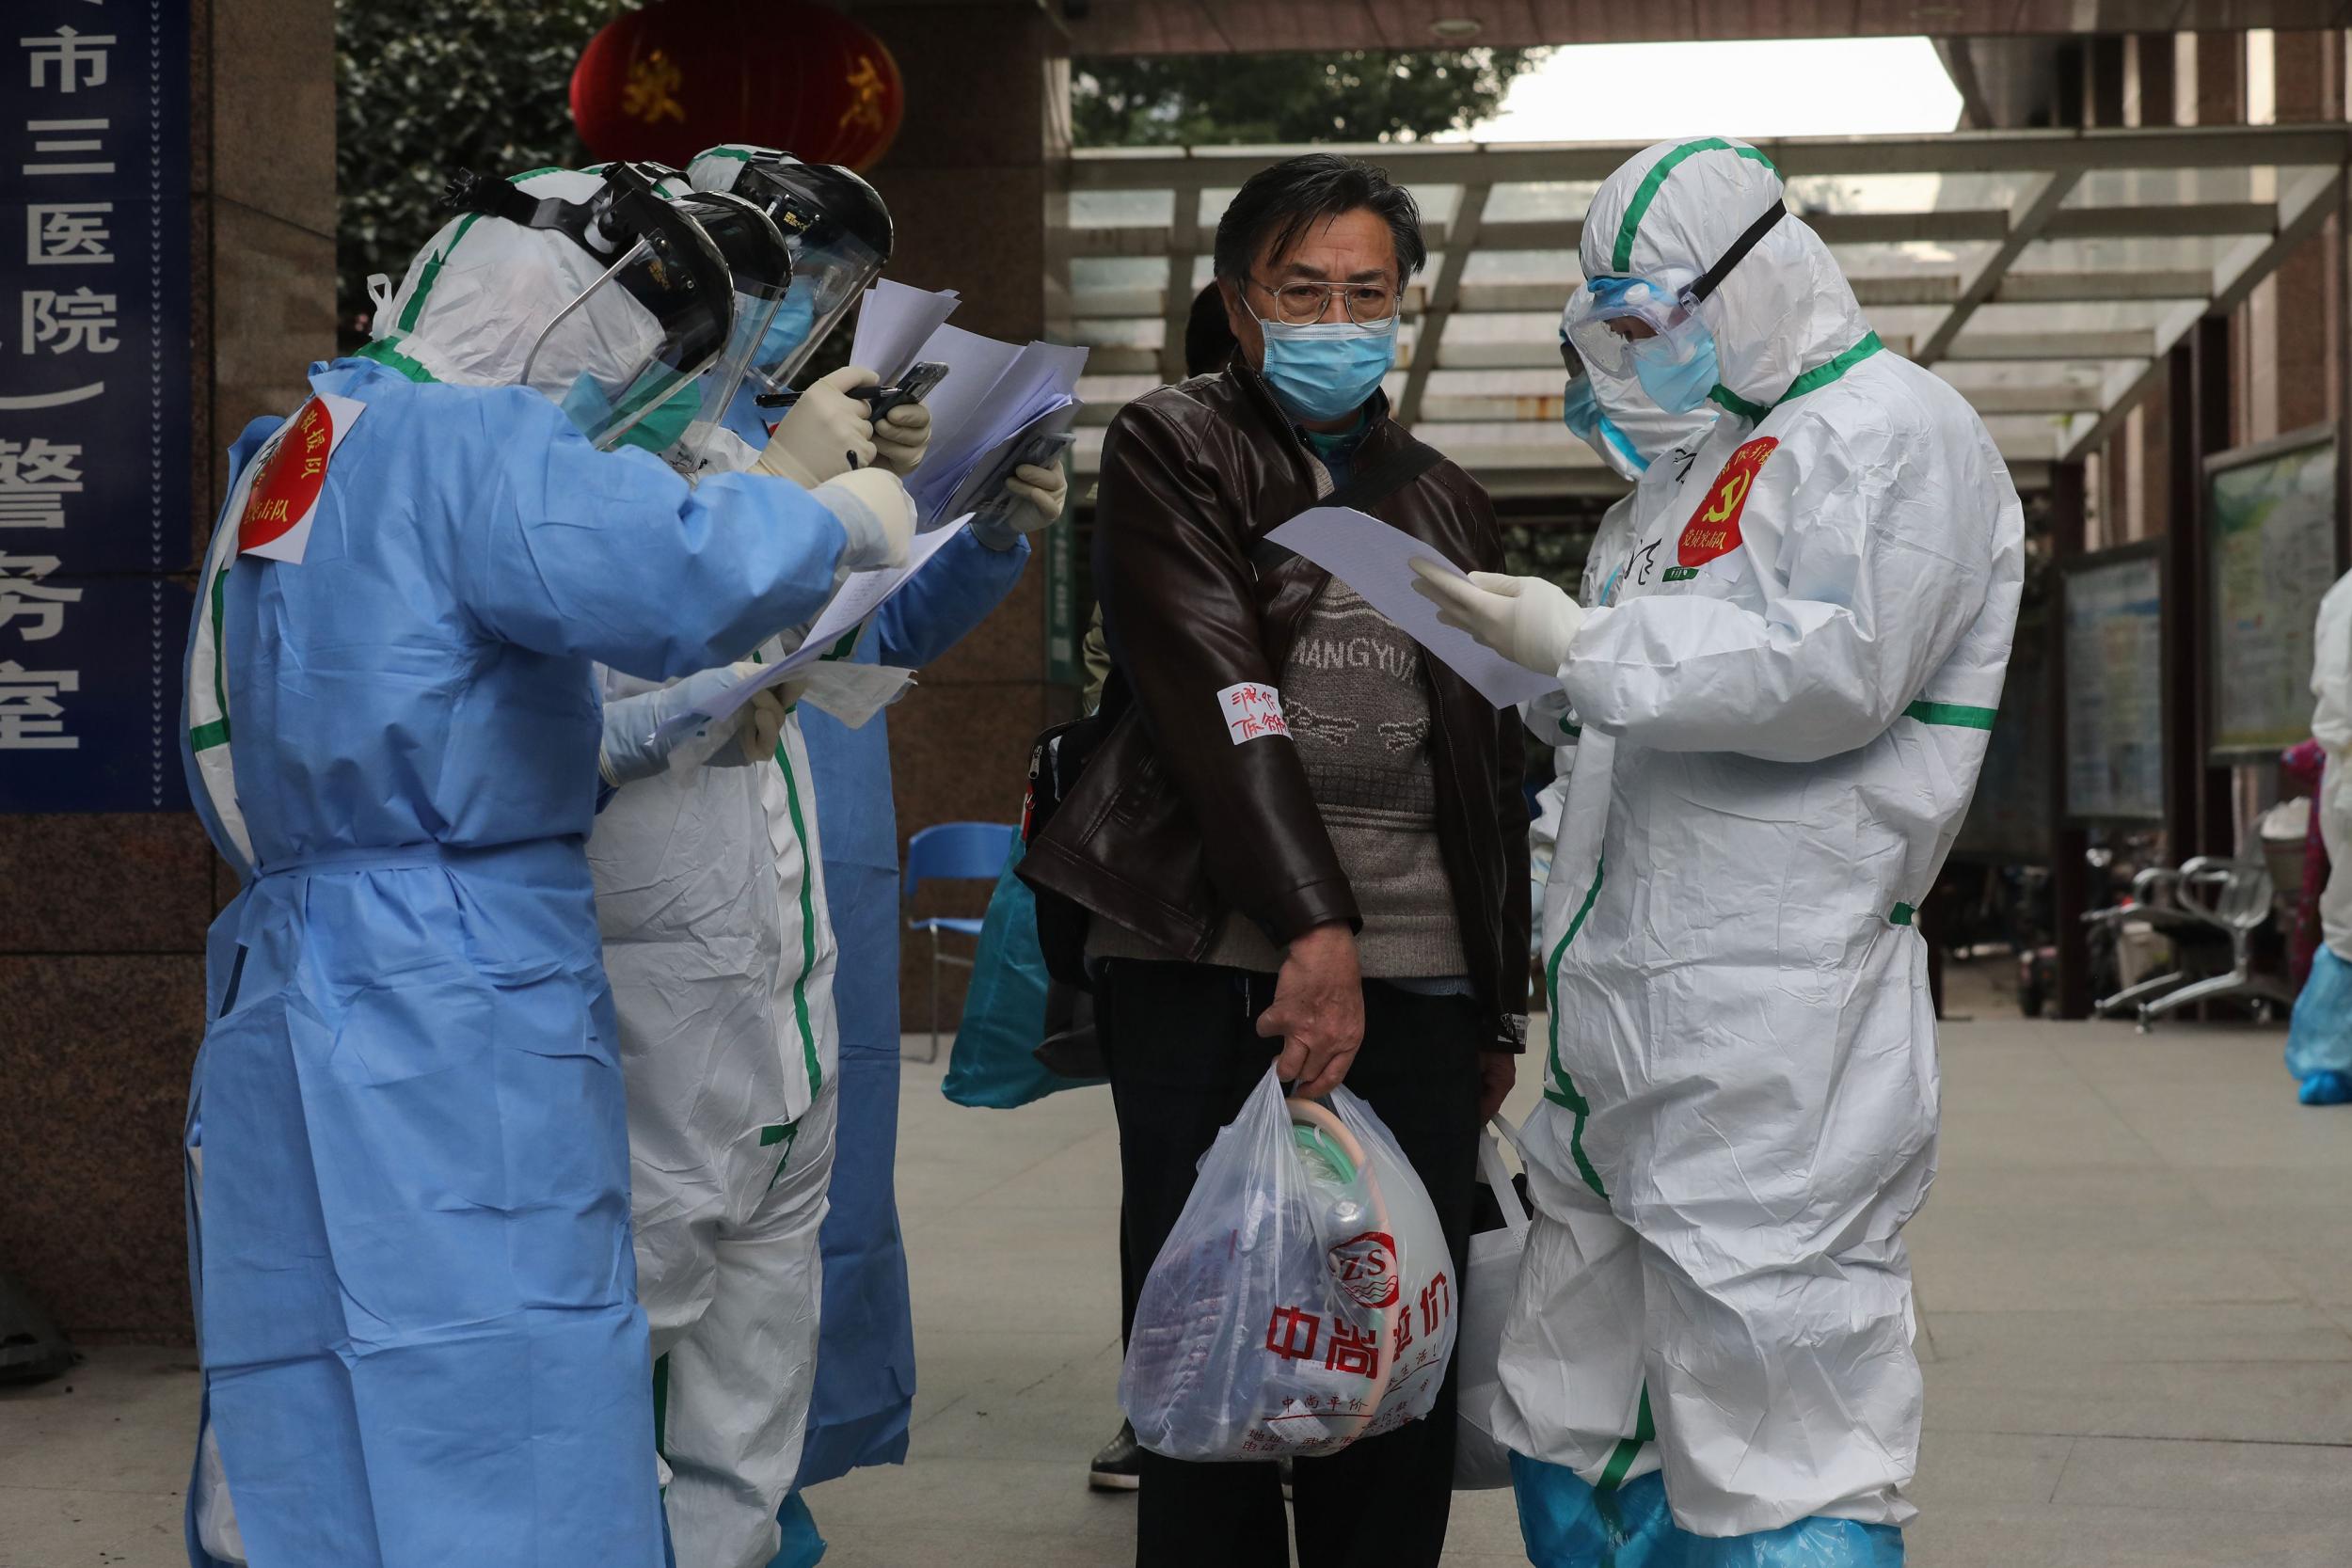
[1051,125,2352,498]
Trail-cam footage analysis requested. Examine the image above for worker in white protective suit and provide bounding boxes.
[585,169,929,1568]
[2286,570,2352,1104]
[1526,350,1718,950]
[1413,137,2024,1567]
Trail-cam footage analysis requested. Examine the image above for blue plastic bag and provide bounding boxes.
[943,839,1105,1109]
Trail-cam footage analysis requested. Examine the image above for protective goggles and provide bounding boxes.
[447,163,736,451]
[1562,200,1786,377]
[727,158,893,391]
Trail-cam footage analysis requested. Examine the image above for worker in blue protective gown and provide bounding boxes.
[177,163,917,1568]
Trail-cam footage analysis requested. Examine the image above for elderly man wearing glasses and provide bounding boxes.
[1022,151,1527,1568]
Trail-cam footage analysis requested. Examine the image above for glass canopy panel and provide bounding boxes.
[1424,367,1565,398]
[1976,413,2080,455]
[2012,234,2246,274]
[2064,166,2294,207]
[1826,240,1995,277]
[1460,248,1581,285]
[1069,318,1163,351]
[1965,299,2195,335]
[1077,373,1162,405]
[1068,189,1174,228]
[1853,305,1950,343]
[1783,170,2037,215]
[1071,257,1172,291]
[1484,181,1604,221]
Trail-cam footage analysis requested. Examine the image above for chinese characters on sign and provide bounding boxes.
[2,3,193,809]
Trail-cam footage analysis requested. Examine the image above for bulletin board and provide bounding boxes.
[2062,544,2166,823]
[2206,426,2338,760]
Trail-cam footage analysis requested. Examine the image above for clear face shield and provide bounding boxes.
[662,192,793,459]
[729,160,893,394]
[446,164,736,451]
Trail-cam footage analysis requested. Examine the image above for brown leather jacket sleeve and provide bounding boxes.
[1092,398,1360,946]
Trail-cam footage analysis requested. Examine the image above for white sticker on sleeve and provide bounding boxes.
[1217,682,1290,745]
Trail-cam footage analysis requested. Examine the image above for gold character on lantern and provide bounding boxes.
[624,48,688,125]
[838,54,886,135]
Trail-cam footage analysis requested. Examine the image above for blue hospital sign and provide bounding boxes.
[1,2,193,809]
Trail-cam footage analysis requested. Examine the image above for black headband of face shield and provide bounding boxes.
[1681,201,1788,312]
[671,190,793,295]
[442,163,735,335]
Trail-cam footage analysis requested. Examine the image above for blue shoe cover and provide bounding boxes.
[2286,947,2352,1093]
[1663,1515,1904,1567]
[767,1492,827,1568]
[2299,1069,2352,1106]
[1511,1451,1678,1568]
[1511,1450,1903,1568]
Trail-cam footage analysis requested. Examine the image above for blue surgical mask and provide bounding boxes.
[758,293,818,376]
[1259,317,1397,424]
[1562,375,1648,479]
[1631,328,1721,417]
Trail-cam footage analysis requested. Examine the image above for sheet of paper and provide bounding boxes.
[1263,507,1561,708]
[850,280,960,384]
[654,517,972,744]
[906,340,1089,522]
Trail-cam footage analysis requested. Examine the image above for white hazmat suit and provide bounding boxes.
[1478,138,2026,1557]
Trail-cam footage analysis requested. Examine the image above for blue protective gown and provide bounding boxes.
[715,379,1031,1494]
[180,358,852,1568]
[793,529,1028,1491]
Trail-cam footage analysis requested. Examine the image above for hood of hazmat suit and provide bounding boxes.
[1494,137,2025,1563]
[178,166,859,1568]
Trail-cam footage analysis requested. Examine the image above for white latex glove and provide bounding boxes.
[754,365,879,486]
[810,467,916,571]
[974,463,1069,550]
[871,401,931,476]
[600,662,766,787]
[733,685,790,765]
[1409,560,1584,677]
[1007,462,1067,530]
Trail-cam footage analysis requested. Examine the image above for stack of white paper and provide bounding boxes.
[840,285,1089,529]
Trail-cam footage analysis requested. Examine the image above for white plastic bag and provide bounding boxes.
[1120,1066,1459,1462]
[1454,1116,1530,1489]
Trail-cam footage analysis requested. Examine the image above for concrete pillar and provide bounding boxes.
[2270,29,2339,437]
[857,4,1070,1021]
[0,0,336,1341]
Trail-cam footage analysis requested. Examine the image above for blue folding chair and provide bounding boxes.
[902,821,1022,1063]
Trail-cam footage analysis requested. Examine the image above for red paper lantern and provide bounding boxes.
[571,0,904,173]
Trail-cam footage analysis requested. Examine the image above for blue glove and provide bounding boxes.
[597,662,767,788]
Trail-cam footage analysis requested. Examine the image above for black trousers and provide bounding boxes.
[1098,959,1484,1568]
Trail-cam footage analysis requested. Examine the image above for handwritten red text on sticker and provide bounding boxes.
[1679,436,1777,567]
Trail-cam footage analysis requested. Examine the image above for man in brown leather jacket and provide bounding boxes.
[1021,152,1528,1568]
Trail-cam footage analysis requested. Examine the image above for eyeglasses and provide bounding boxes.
[1251,276,1400,326]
